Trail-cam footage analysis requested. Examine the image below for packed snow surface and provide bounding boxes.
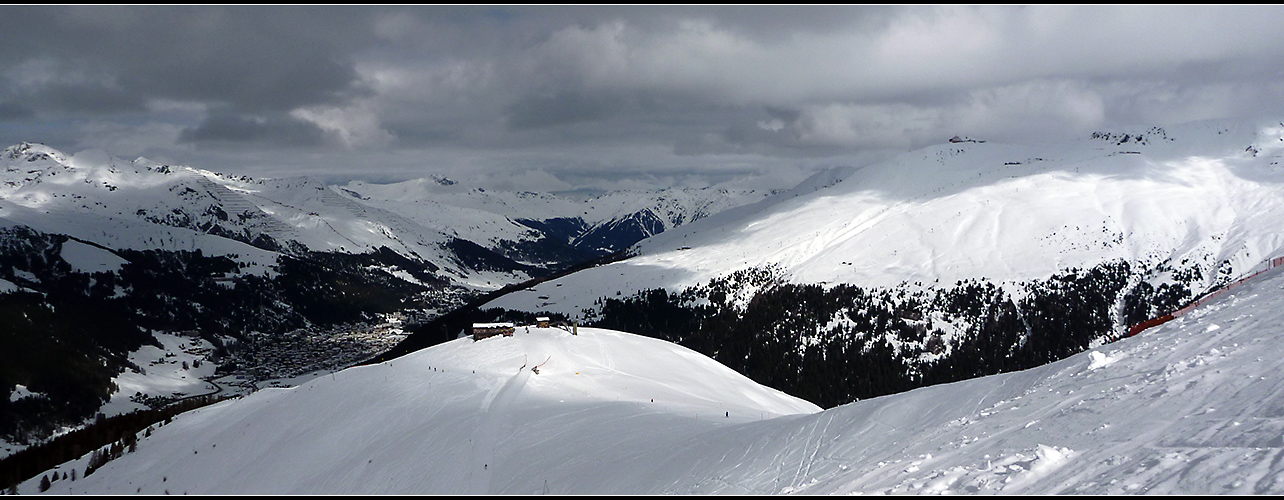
[29,266,1284,493]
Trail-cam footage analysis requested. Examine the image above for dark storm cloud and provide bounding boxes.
[504,91,627,130]
[179,113,327,147]
[0,6,371,113]
[0,102,34,121]
[4,5,1284,188]
[23,83,147,115]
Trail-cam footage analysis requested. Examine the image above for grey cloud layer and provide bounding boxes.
[2,5,1284,187]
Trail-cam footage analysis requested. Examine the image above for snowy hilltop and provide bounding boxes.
[21,262,1284,494]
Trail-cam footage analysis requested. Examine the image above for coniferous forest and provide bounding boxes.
[481,259,1205,410]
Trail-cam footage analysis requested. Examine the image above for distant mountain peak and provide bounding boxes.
[2,142,67,163]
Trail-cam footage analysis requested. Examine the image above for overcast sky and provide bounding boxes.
[3,5,1284,191]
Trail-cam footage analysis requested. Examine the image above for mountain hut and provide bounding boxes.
[472,322,515,341]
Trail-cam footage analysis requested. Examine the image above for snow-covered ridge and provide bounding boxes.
[335,177,770,252]
[487,118,1284,318]
[0,143,768,290]
[0,146,480,279]
[27,265,1284,494]
[2,142,67,165]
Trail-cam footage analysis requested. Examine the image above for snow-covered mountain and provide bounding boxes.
[462,118,1284,411]
[489,119,1284,318]
[337,177,770,260]
[0,142,769,289]
[22,263,1284,494]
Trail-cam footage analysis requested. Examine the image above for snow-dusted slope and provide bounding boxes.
[487,119,1284,318]
[28,264,1284,494]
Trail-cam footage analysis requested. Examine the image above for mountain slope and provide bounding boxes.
[487,119,1284,318]
[464,118,1284,411]
[25,263,1284,494]
[0,141,770,452]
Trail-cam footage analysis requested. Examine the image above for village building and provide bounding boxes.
[472,322,515,341]
[536,317,550,328]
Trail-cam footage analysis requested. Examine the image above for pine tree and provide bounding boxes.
[86,449,105,476]
[39,475,50,492]
[125,432,138,453]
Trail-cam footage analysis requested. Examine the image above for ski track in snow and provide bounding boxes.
[471,361,531,494]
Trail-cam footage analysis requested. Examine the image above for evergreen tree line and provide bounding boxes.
[582,259,1198,409]
[0,393,228,492]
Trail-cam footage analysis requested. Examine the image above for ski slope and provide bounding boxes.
[25,264,1284,493]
